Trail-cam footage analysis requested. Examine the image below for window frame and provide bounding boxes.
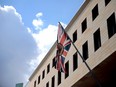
[73,30,77,42]
[73,52,78,71]
[58,71,61,85]
[42,70,45,79]
[82,18,87,33]
[82,41,88,60]
[105,0,111,6]
[92,4,99,21]
[51,76,55,87]
[107,12,116,39]
[65,61,69,79]
[93,28,101,51]
[38,75,41,84]
[47,64,50,74]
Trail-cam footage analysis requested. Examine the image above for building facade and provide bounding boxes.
[28,0,116,87]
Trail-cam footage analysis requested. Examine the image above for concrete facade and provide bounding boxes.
[28,0,116,87]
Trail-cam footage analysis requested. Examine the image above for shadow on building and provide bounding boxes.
[72,51,116,87]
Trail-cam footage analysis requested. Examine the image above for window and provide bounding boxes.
[38,75,40,84]
[47,64,50,74]
[58,71,61,85]
[82,18,87,33]
[82,41,88,60]
[107,13,116,38]
[65,61,69,79]
[46,82,49,87]
[73,52,78,71]
[73,30,77,42]
[52,57,56,67]
[42,70,45,79]
[105,0,111,6]
[92,4,99,21]
[34,80,36,87]
[51,76,55,87]
[93,28,101,51]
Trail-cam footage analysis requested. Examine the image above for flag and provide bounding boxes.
[55,22,71,73]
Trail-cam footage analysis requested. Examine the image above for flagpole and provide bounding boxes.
[59,22,102,87]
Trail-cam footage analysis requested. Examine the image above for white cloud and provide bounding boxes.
[0,6,23,24]
[28,14,67,71]
[32,12,44,30]
[32,25,57,49]
[36,12,43,17]
[0,5,67,87]
[0,6,38,87]
[28,24,58,70]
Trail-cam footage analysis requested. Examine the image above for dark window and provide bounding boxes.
[73,52,78,71]
[52,57,56,67]
[34,80,36,87]
[51,76,55,87]
[82,18,87,33]
[42,70,45,79]
[73,30,77,42]
[92,4,99,21]
[107,13,116,38]
[105,0,111,6]
[93,28,101,51]
[65,61,69,79]
[46,82,49,87]
[82,41,88,60]
[58,71,61,85]
[47,64,50,74]
[38,75,40,84]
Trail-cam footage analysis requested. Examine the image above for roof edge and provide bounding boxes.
[65,0,90,32]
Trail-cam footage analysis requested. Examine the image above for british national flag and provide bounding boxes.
[55,22,71,73]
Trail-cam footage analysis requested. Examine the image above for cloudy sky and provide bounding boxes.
[0,0,84,87]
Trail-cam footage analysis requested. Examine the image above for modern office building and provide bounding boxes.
[28,0,116,87]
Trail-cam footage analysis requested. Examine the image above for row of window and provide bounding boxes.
[34,51,78,87]
[74,12,116,61]
[73,0,112,43]
[34,0,115,87]
[58,10,115,85]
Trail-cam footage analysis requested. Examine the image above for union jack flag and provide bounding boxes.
[54,22,71,73]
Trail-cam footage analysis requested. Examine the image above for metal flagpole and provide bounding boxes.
[59,22,102,87]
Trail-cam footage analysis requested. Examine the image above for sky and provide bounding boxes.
[0,0,84,87]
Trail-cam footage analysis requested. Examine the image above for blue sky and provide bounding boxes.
[0,0,84,87]
[1,0,84,29]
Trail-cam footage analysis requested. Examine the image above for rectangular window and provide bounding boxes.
[82,18,87,33]
[93,28,101,51]
[42,70,45,79]
[58,71,61,85]
[107,13,116,38]
[65,61,69,79]
[34,80,36,87]
[38,75,40,84]
[73,52,78,71]
[73,30,77,42]
[46,82,49,87]
[92,4,99,21]
[82,41,88,60]
[47,64,50,74]
[105,0,111,6]
[51,76,55,87]
[52,57,56,67]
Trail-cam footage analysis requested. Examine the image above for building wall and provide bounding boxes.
[28,0,116,87]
